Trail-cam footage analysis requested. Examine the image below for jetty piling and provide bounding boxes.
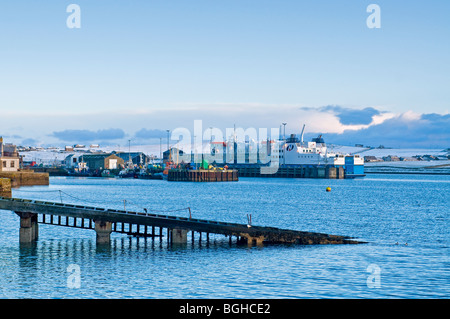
[16,212,39,243]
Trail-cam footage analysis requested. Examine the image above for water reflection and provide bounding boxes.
[4,175,449,298]
[16,234,251,264]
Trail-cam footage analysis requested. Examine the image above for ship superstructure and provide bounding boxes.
[209,124,365,178]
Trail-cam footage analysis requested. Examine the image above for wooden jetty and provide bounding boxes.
[168,169,238,182]
[0,196,362,246]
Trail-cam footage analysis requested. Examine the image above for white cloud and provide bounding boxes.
[399,110,422,121]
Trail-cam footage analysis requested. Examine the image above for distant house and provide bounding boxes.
[399,157,419,161]
[382,155,400,162]
[65,146,74,152]
[364,156,380,163]
[0,137,20,172]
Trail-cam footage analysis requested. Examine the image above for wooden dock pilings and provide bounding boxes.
[0,197,362,245]
[168,169,238,182]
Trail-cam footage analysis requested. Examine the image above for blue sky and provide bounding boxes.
[0,1,449,148]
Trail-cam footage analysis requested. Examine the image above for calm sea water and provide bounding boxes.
[0,174,448,298]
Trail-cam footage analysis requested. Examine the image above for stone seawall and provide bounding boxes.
[0,178,12,198]
[0,171,50,188]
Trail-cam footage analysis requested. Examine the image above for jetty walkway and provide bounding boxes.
[0,197,361,246]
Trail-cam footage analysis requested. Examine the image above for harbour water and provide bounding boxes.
[0,174,448,298]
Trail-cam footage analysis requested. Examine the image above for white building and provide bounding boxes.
[64,154,87,170]
[0,137,20,172]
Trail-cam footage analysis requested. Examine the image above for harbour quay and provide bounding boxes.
[230,165,345,179]
[0,137,49,188]
[0,178,11,198]
[168,168,238,182]
[0,171,50,188]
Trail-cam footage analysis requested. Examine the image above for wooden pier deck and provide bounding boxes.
[0,196,362,245]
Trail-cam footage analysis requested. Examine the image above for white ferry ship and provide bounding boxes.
[275,125,364,177]
[211,125,365,177]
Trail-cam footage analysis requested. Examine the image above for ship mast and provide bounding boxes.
[300,124,305,145]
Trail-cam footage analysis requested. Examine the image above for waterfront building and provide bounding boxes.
[162,148,184,163]
[64,153,125,171]
[0,137,20,172]
[114,151,151,167]
[82,153,125,170]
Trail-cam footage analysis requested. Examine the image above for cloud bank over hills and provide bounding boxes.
[303,106,449,149]
[325,113,449,148]
[1,105,448,149]
[51,129,126,142]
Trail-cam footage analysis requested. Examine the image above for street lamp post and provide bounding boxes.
[166,130,170,162]
[282,123,287,165]
[159,137,162,165]
[128,139,132,167]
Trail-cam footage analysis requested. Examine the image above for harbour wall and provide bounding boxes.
[168,169,239,182]
[0,171,50,188]
[0,178,11,198]
[27,167,69,176]
[235,166,345,179]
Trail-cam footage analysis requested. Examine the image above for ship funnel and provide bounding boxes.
[300,124,305,144]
